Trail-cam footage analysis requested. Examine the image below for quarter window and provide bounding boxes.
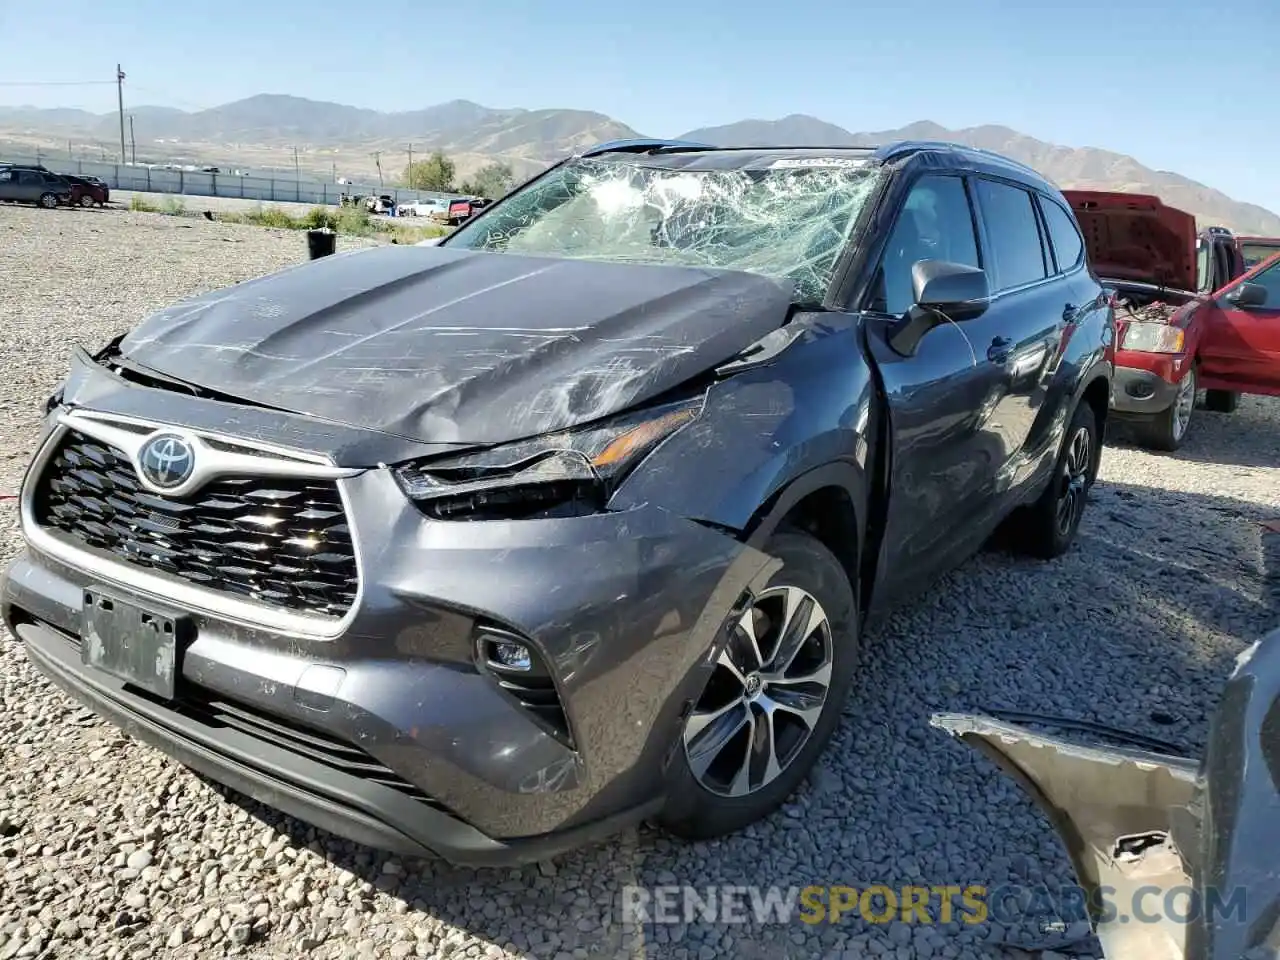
[873,175,981,315]
[1040,198,1084,272]
[975,179,1048,290]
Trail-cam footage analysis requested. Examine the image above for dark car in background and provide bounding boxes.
[0,165,73,209]
[62,174,109,207]
[4,139,1113,865]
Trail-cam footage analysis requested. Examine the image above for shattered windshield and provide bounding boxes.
[443,156,883,303]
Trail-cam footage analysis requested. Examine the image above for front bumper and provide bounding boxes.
[11,617,656,865]
[4,412,772,865]
[1111,362,1180,415]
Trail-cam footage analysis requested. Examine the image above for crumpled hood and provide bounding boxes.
[1063,190,1197,292]
[117,245,793,445]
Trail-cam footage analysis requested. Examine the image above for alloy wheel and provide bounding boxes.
[1055,425,1092,536]
[79,195,95,207]
[1172,368,1196,440]
[682,585,834,797]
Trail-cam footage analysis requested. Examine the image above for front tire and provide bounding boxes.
[1137,366,1196,451]
[658,530,858,840]
[1203,388,1239,414]
[1016,401,1099,559]
[78,194,95,208]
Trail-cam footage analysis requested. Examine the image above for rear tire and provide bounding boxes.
[1203,389,1239,414]
[1137,366,1196,451]
[38,193,58,209]
[1015,401,1100,559]
[658,530,858,840]
[78,194,95,208]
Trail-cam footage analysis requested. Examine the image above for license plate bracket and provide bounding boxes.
[81,587,189,700]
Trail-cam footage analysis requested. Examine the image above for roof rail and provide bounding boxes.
[579,138,714,158]
[875,140,1043,177]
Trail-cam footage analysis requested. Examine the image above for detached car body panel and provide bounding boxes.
[934,625,1280,960]
[5,140,1112,864]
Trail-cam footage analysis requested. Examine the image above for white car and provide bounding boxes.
[399,199,448,218]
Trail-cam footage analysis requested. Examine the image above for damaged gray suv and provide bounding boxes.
[4,139,1113,865]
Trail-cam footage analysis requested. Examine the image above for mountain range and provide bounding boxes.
[2,94,1276,235]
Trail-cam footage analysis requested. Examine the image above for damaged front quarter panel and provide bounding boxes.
[608,310,877,536]
[932,625,1280,960]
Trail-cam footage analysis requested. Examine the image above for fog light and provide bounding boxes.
[494,641,531,670]
[483,636,532,671]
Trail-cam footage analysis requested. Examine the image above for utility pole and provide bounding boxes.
[372,151,383,188]
[67,140,72,160]
[407,142,413,180]
[293,146,300,179]
[128,116,136,164]
[116,64,127,163]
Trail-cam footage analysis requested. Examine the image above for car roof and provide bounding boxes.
[577,138,1048,189]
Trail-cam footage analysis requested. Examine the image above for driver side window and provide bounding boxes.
[871,175,981,315]
[1236,259,1280,307]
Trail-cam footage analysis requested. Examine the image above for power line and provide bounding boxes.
[0,79,116,87]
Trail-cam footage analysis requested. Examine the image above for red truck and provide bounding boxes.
[1065,190,1280,450]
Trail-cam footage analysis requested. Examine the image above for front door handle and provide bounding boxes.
[987,337,1014,364]
[1063,303,1078,322]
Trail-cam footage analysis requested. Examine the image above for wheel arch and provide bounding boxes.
[1080,370,1111,436]
[741,461,867,617]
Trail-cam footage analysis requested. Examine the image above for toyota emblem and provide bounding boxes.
[138,433,195,489]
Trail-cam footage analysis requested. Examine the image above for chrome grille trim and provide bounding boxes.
[20,411,367,639]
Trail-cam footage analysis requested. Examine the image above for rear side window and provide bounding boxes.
[18,171,42,185]
[974,179,1048,290]
[1040,198,1084,272]
[872,175,981,315]
[1241,242,1280,270]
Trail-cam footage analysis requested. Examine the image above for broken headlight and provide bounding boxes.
[1121,321,1185,354]
[394,396,703,521]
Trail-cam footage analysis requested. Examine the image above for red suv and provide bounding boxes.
[1066,190,1280,449]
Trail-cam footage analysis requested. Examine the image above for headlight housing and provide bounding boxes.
[394,395,703,521]
[1121,321,1185,354]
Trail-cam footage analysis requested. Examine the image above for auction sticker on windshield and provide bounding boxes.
[769,157,869,169]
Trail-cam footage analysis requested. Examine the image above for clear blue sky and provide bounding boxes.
[2,0,1277,213]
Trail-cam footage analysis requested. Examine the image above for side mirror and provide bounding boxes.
[1226,281,1268,309]
[890,260,991,357]
[912,260,990,317]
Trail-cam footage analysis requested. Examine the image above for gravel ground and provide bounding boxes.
[1,202,1278,960]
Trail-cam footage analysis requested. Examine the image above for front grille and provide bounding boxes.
[32,431,357,618]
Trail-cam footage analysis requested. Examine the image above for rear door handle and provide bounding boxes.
[987,337,1014,364]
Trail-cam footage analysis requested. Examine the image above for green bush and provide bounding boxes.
[303,207,339,230]
[125,194,453,246]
